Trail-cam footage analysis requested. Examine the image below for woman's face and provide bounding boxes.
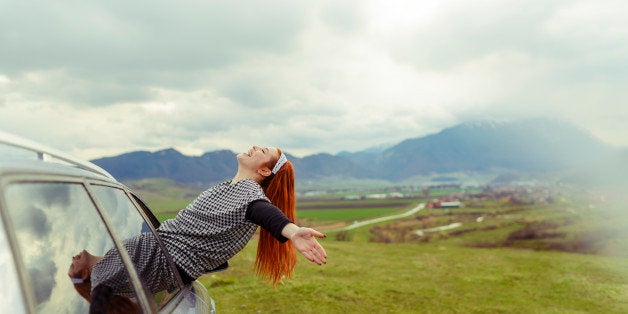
[237,146,280,173]
[68,250,91,279]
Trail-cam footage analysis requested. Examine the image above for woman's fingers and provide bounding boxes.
[311,229,326,239]
[292,227,328,265]
[306,250,325,265]
[312,248,326,265]
[307,237,327,265]
[312,240,327,260]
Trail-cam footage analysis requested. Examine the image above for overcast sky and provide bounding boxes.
[1,0,627,160]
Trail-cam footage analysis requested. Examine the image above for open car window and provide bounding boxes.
[129,194,161,229]
[3,182,143,313]
[90,184,183,309]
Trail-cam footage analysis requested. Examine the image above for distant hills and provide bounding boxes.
[92,149,238,187]
[92,119,623,187]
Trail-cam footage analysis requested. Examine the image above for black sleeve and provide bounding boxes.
[246,200,293,243]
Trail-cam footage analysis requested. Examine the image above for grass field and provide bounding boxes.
[151,196,420,224]
[200,241,627,313]
[136,183,628,313]
[296,198,417,222]
[211,198,626,313]
[153,202,414,223]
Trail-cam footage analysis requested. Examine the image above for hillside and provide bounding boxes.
[201,193,628,313]
[365,119,613,180]
[93,148,237,187]
[91,119,619,186]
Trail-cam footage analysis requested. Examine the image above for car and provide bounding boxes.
[0,131,216,313]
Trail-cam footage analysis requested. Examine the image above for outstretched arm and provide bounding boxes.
[281,223,327,265]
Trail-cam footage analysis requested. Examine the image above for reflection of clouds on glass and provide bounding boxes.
[13,206,51,237]
[4,182,122,313]
[29,261,56,304]
[0,219,26,313]
[92,186,145,240]
[39,183,72,209]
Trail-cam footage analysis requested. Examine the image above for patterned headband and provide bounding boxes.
[272,152,288,174]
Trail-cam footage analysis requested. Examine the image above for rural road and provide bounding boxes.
[332,202,425,232]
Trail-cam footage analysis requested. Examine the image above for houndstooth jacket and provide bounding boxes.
[158,179,268,279]
[91,179,268,295]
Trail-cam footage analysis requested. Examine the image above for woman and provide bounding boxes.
[69,146,327,307]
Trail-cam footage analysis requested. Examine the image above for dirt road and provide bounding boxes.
[331,203,425,232]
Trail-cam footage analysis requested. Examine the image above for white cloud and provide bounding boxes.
[545,0,628,41]
[1,0,627,160]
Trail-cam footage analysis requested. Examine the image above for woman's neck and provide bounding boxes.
[231,171,261,184]
[83,254,104,280]
[90,255,104,269]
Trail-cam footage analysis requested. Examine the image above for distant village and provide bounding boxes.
[424,184,557,208]
[302,183,563,208]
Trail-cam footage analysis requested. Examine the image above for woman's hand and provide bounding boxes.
[281,223,327,265]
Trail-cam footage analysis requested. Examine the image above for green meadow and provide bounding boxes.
[199,241,626,314]
[140,184,628,313]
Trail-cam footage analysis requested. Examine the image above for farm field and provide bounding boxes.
[296,198,418,226]
[138,185,628,313]
[148,193,421,225]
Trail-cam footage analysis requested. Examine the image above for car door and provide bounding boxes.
[2,179,152,313]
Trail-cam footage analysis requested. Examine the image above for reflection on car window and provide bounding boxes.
[90,185,148,239]
[4,182,142,313]
[0,217,26,313]
[90,185,181,308]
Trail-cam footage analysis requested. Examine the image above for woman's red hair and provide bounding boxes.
[256,149,297,285]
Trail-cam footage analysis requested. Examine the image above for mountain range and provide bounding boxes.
[91,119,622,187]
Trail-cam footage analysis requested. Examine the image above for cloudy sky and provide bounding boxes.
[1,0,627,160]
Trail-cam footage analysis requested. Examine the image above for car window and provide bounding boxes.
[3,182,143,313]
[130,194,161,229]
[0,216,26,313]
[90,185,181,308]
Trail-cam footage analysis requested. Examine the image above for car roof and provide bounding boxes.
[0,158,116,182]
[0,131,117,182]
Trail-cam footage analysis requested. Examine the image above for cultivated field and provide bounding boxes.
[139,184,628,313]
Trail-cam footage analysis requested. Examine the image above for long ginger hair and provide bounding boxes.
[71,274,139,313]
[256,148,297,285]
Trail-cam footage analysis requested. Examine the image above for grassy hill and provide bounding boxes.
[131,179,628,312]
[200,241,626,313]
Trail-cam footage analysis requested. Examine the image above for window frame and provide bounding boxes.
[0,182,30,312]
